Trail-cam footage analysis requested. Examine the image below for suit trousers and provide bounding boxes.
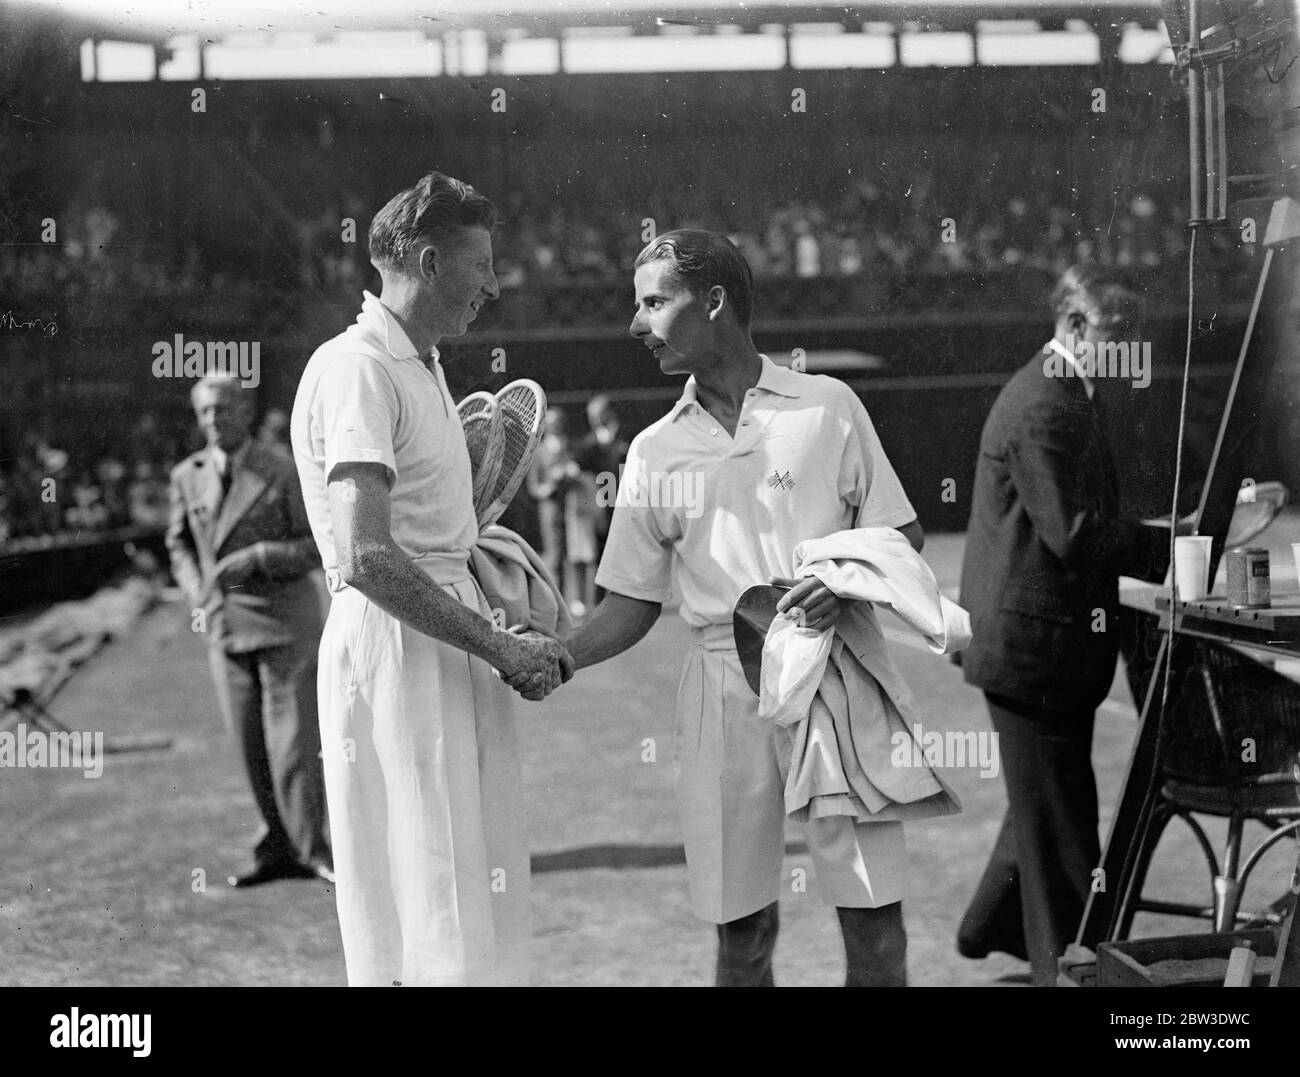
[209,641,330,869]
[958,692,1099,986]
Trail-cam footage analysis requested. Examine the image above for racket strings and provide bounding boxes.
[482,382,547,528]
[458,380,547,529]
[457,393,505,511]
[491,393,540,499]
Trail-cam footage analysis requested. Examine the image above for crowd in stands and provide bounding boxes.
[7,174,1254,308]
[485,182,1251,290]
[0,418,173,548]
[0,411,301,548]
[1,202,264,311]
[510,395,628,616]
[0,174,1258,548]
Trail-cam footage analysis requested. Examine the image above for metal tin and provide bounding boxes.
[1226,546,1271,609]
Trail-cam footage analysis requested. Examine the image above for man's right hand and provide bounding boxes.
[496,629,572,701]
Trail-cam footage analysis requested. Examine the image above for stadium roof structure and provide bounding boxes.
[9,0,1168,43]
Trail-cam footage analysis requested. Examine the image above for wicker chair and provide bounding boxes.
[1114,639,1300,937]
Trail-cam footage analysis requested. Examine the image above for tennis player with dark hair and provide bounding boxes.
[291,171,571,986]
[561,228,925,986]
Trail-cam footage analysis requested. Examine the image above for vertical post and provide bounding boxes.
[1270,850,1300,986]
[1204,64,1228,220]
[1187,0,1204,221]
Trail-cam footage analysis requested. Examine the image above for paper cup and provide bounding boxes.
[1173,536,1213,601]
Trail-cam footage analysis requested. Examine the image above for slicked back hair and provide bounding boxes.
[368,171,499,272]
[1051,263,1143,321]
[634,228,754,329]
[190,375,249,410]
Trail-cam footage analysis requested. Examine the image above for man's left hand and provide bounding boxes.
[771,575,850,633]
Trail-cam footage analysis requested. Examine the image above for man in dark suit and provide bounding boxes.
[167,375,332,887]
[956,264,1171,985]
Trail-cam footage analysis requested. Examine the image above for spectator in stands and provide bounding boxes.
[564,468,599,618]
[127,414,170,467]
[94,457,131,527]
[255,408,291,457]
[31,440,70,536]
[527,406,578,591]
[64,472,109,532]
[128,462,171,529]
[0,472,12,546]
[573,395,628,569]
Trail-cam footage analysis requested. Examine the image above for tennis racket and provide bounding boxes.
[479,379,547,529]
[457,390,505,519]
[1225,480,1288,548]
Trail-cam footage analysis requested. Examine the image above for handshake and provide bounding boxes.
[493,623,576,702]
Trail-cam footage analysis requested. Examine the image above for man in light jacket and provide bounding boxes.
[167,375,332,887]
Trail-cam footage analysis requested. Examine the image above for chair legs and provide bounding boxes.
[1114,801,1177,941]
[1118,803,1300,938]
[1115,802,1228,940]
[1238,821,1300,918]
[1214,813,1247,932]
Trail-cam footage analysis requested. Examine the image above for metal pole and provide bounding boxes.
[1188,0,1204,221]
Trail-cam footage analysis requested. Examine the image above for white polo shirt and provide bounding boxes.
[596,355,916,628]
[290,291,478,576]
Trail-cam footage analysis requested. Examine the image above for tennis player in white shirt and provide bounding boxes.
[561,229,924,986]
[292,172,570,986]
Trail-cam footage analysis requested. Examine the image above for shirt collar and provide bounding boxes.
[359,290,440,367]
[755,353,802,398]
[1045,337,1095,400]
[209,438,251,475]
[668,353,801,420]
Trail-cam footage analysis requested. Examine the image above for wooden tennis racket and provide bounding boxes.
[479,379,547,529]
[457,390,505,520]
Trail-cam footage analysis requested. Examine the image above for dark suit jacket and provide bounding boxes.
[166,441,322,654]
[959,354,1165,714]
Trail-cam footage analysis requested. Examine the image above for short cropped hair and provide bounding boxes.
[634,228,754,329]
[368,171,498,271]
[190,375,248,408]
[1051,263,1142,321]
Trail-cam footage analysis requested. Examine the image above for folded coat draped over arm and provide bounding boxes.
[468,524,573,638]
[759,527,972,823]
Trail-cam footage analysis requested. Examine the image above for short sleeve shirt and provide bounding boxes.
[595,355,915,628]
[290,291,478,573]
